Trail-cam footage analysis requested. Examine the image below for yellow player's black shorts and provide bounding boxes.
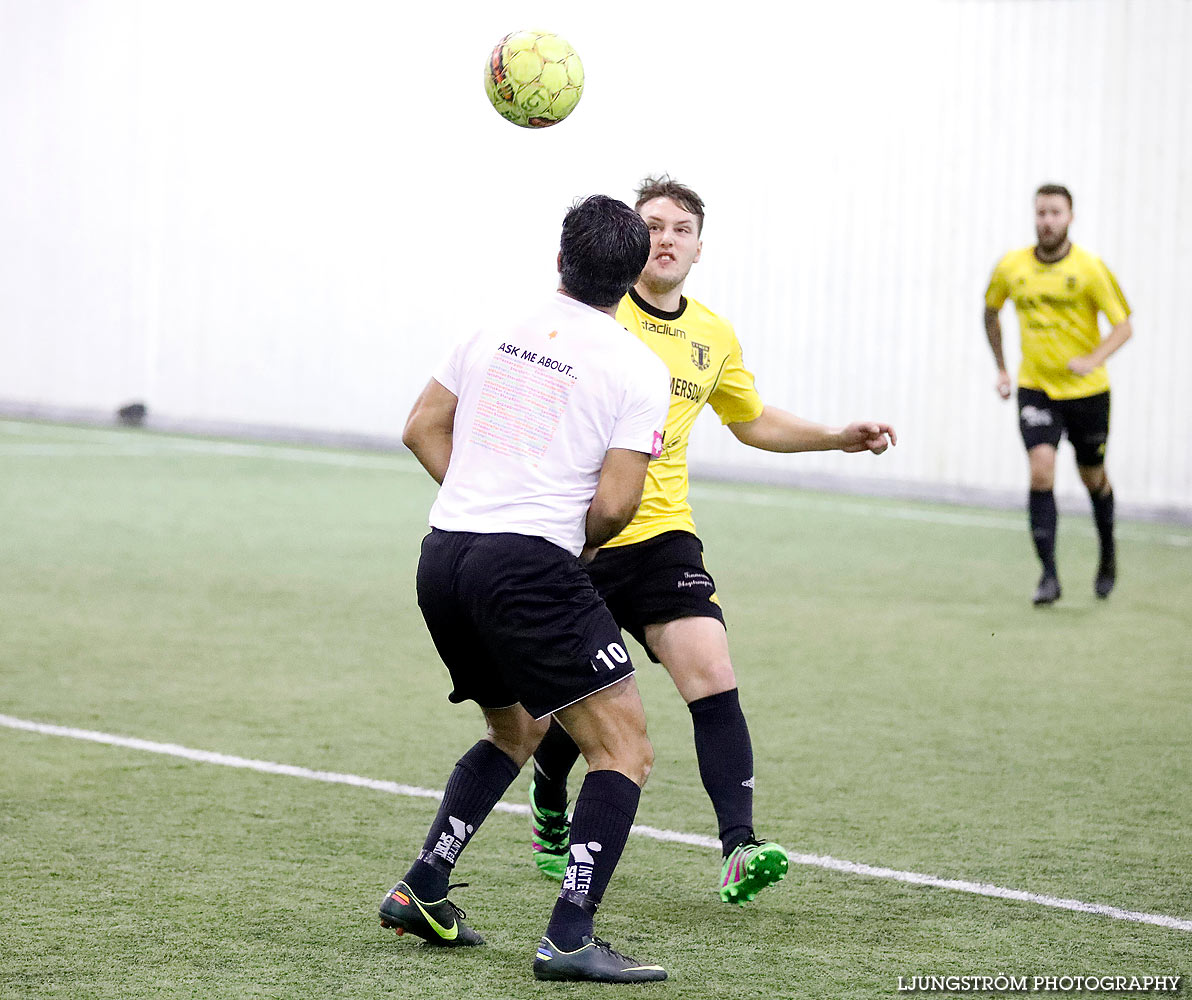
[585,530,725,663]
[416,529,635,720]
[1018,387,1110,467]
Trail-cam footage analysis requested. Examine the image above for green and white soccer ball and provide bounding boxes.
[483,30,584,128]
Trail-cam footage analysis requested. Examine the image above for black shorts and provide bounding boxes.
[1018,387,1111,467]
[416,529,635,720]
[585,530,725,663]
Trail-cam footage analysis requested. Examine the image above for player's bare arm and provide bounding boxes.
[402,378,457,484]
[1068,318,1133,376]
[984,306,1012,399]
[728,406,896,454]
[584,448,652,552]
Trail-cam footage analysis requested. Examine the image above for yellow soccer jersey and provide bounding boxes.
[606,288,765,548]
[985,243,1130,399]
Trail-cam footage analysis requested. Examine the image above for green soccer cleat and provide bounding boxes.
[529,778,570,881]
[378,880,484,946]
[719,838,789,906]
[533,935,667,983]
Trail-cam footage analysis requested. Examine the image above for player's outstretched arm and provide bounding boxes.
[728,406,896,455]
[402,378,458,484]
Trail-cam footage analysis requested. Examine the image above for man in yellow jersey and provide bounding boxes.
[528,176,897,906]
[984,184,1133,605]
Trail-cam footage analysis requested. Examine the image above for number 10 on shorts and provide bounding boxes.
[592,642,629,672]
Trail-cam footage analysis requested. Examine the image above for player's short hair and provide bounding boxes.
[559,195,651,308]
[634,175,706,234]
[1035,183,1073,209]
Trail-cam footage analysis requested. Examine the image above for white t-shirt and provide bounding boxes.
[428,293,670,555]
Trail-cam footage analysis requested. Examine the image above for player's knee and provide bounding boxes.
[1029,468,1055,490]
[583,727,653,786]
[624,733,654,787]
[487,716,549,767]
[1028,460,1055,490]
[1027,447,1056,487]
[1081,467,1109,494]
[702,660,737,695]
[640,733,655,779]
[669,658,736,703]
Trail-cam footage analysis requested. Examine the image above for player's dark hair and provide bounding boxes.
[635,174,706,234]
[1036,183,1073,209]
[559,195,651,308]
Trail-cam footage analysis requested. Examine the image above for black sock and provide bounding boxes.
[1089,485,1115,562]
[1028,489,1058,576]
[544,769,640,950]
[689,688,755,855]
[403,740,521,900]
[532,718,581,813]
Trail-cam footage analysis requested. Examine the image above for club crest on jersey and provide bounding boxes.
[1066,275,1077,290]
[691,342,711,371]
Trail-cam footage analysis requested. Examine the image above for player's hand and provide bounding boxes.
[839,421,896,454]
[995,370,1012,400]
[579,545,599,564]
[1067,355,1098,376]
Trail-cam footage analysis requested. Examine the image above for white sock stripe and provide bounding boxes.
[3,713,1188,933]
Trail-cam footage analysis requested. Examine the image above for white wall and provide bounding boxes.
[2,0,1189,510]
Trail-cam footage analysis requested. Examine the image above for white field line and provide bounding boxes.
[2,713,1189,934]
[3,419,1189,547]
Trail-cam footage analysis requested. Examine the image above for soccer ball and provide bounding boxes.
[483,30,584,128]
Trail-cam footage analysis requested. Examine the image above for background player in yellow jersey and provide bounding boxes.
[528,176,897,906]
[984,184,1133,605]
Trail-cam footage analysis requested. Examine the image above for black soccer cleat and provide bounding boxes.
[1032,573,1062,606]
[533,935,667,983]
[1094,557,1116,599]
[379,880,484,946]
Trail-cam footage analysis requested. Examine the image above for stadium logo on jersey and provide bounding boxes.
[691,341,711,371]
[642,319,686,339]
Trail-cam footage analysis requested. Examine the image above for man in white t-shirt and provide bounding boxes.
[378,196,671,985]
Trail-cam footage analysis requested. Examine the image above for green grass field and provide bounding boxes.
[1,419,1189,999]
